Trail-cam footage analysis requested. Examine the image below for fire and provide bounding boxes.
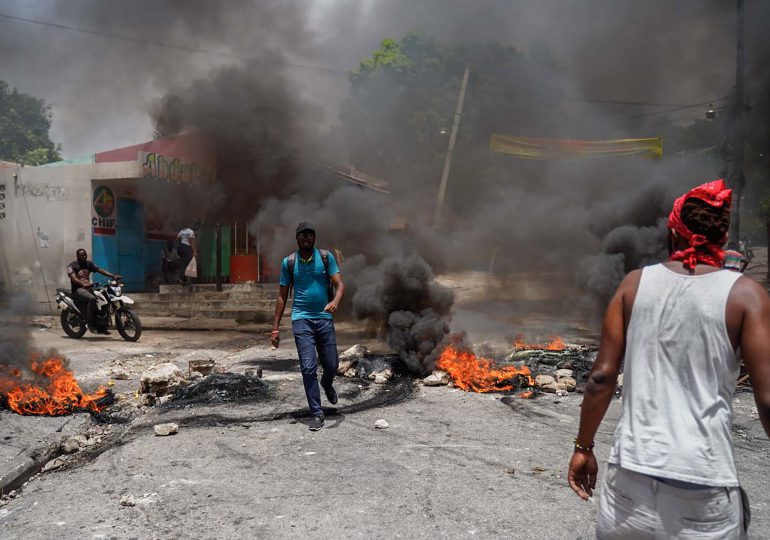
[436,345,534,393]
[0,355,109,416]
[514,334,566,351]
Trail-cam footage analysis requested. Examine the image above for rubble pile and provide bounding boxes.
[336,345,398,384]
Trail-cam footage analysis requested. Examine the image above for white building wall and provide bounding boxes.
[0,161,140,312]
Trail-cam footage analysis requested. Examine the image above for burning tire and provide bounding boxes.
[115,308,142,342]
[60,308,87,339]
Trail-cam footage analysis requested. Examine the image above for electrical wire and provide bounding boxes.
[0,11,350,75]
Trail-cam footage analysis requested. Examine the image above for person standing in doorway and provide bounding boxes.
[176,221,198,285]
[161,239,180,284]
[567,179,770,538]
[271,222,344,431]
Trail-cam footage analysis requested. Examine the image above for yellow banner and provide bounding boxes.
[490,135,663,160]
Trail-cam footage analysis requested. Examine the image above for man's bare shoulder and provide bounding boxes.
[730,275,770,309]
[618,269,643,293]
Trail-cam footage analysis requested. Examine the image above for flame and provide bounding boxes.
[436,345,534,393]
[514,334,566,351]
[0,355,109,415]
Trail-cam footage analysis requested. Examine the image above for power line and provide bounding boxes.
[0,11,350,76]
[0,10,741,115]
[626,96,732,119]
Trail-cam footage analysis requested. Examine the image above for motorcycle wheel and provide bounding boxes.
[60,308,87,339]
[115,308,142,342]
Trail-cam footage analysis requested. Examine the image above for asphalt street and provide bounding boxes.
[1,317,768,539]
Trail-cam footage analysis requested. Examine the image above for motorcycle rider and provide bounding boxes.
[66,248,121,334]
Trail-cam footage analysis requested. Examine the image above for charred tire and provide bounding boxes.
[60,308,87,339]
[115,308,142,342]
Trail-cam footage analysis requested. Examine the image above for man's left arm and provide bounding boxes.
[325,273,344,313]
[568,273,629,500]
[94,262,119,280]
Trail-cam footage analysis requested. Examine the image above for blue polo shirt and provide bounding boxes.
[279,249,340,321]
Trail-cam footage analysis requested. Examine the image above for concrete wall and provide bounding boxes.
[0,161,140,312]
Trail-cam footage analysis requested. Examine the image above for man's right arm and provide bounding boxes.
[271,285,290,348]
[737,279,770,438]
[271,259,291,348]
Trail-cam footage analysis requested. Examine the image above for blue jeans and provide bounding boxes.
[292,318,338,416]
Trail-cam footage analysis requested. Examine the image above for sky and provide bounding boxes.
[0,0,754,158]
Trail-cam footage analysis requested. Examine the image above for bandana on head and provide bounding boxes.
[667,179,731,271]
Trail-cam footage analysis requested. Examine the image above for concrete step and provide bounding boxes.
[131,292,275,303]
[133,299,276,310]
[136,306,274,322]
[158,283,280,294]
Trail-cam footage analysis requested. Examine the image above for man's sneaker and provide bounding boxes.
[308,415,324,431]
[87,323,97,333]
[323,384,338,405]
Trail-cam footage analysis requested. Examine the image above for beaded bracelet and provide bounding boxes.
[573,439,595,452]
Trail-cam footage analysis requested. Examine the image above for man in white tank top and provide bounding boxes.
[567,179,770,539]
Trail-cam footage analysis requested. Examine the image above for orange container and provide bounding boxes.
[230,255,258,283]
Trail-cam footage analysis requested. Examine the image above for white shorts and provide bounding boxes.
[597,464,749,539]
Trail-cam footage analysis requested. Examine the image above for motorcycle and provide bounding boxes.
[55,280,142,342]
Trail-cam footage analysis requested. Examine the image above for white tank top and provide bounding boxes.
[608,263,742,487]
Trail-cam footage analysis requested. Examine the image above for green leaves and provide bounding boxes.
[0,80,62,165]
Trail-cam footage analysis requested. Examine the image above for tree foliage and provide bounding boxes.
[342,32,568,209]
[0,81,61,165]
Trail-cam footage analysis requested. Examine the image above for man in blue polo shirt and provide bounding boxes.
[271,222,345,431]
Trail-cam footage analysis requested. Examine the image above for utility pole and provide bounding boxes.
[433,67,470,227]
[731,0,746,242]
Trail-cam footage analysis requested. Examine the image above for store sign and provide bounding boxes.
[140,151,213,184]
[92,185,116,235]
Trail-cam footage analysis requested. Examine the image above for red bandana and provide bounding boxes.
[667,179,731,271]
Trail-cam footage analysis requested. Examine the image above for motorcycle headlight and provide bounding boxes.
[110,286,122,296]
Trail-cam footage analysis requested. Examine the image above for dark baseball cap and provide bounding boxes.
[296,221,315,234]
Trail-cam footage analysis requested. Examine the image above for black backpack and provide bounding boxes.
[286,249,334,301]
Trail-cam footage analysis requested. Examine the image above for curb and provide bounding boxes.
[0,441,60,494]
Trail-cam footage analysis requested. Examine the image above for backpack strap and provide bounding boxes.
[319,249,329,275]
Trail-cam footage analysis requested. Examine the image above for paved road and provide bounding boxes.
[1,318,769,539]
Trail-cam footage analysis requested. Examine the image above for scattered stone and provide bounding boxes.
[110,367,131,380]
[188,371,204,382]
[244,367,263,378]
[423,370,450,386]
[140,363,185,396]
[535,374,556,388]
[555,369,574,379]
[374,419,389,429]
[157,395,173,405]
[540,382,560,393]
[343,367,357,378]
[339,344,369,361]
[188,359,216,377]
[556,389,568,397]
[616,373,624,390]
[42,457,67,472]
[557,377,577,392]
[369,368,393,384]
[136,393,155,408]
[153,423,179,436]
[60,437,81,455]
[120,494,136,507]
[337,344,368,375]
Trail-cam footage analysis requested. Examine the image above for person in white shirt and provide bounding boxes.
[568,179,770,539]
[176,222,198,285]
